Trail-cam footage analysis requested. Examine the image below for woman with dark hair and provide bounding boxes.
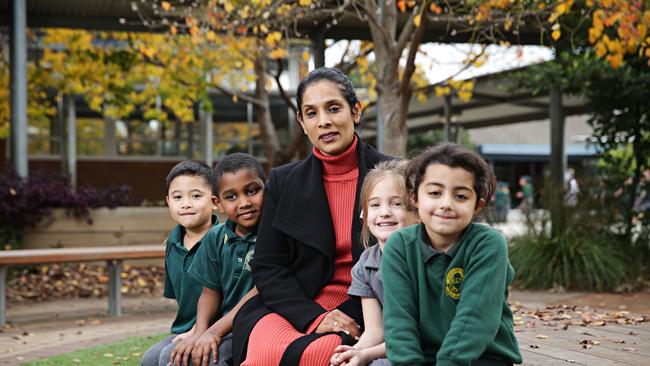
[232,67,391,365]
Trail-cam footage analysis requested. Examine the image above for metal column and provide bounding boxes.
[66,96,77,190]
[10,0,28,178]
[443,94,452,142]
[107,260,123,316]
[247,102,254,155]
[201,107,214,166]
[310,32,325,69]
[0,266,7,325]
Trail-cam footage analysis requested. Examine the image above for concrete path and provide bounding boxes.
[0,296,176,365]
[0,291,650,365]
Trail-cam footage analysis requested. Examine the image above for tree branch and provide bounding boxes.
[210,84,265,107]
[272,58,298,115]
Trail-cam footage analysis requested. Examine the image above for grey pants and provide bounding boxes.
[141,333,233,366]
[369,358,391,366]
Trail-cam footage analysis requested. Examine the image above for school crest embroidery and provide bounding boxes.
[243,250,254,271]
[445,267,464,300]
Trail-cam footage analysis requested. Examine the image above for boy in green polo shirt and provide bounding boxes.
[141,160,219,366]
[382,144,522,366]
[170,153,265,366]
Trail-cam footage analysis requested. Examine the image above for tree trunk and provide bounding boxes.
[254,55,281,166]
[377,82,407,156]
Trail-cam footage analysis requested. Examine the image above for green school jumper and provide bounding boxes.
[164,215,218,334]
[382,223,522,366]
[188,220,256,317]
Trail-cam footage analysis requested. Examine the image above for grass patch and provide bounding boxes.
[21,333,168,366]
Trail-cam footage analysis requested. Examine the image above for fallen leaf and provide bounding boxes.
[536,334,549,339]
[623,347,637,352]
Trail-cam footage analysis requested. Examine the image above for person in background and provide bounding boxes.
[495,181,510,223]
[516,175,533,216]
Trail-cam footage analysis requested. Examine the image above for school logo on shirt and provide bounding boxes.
[243,250,254,271]
[445,267,464,300]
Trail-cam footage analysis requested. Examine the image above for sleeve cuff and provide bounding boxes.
[436,358,463,366]
[305,311,329,334]
[348,286,374,298]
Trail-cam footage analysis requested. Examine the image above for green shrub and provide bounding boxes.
[509,229,630,291]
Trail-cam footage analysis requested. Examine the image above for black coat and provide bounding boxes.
[232,138,391,365]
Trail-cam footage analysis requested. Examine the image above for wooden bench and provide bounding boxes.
[0,245,165,325]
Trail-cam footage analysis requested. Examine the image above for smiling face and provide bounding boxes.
[216,168,265,237]
[366,177,412,249]
[297,80,360,156]
[166,175,217,234]
[413,164,484,252]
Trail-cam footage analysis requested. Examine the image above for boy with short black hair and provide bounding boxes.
[141,160,219,366]
[170,153,266,366]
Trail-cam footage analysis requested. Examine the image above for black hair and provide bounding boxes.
[295,67,359,118]
[214,153,266,195]
[165,159,215,195]
[406,143,496,204]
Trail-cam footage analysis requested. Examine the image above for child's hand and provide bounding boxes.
[191,330,222,366]
[171,329,194,344]
[169,333,200,366]
[330,345,370,366]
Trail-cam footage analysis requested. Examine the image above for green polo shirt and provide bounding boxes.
[382,223,522,366]
[163,216,218,334]
[188,220,256,317]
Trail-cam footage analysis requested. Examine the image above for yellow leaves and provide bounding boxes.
[265,31,282,48]
[224,1,234,13]
[435,79,474,102]
[638,24,647,42]
[413,14,421,27]
[606,52,623,68]
[589,27,603,44]
[161,1,171,11]
[139,44,156,59]
[435,85,451,97]
[170,25,177,35]
[206,31,217,42]
[268,48,287,59]
[551,23,561,41]
[298,0,312,6]
[357,56,369,73]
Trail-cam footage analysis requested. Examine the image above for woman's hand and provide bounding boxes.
[191,330,222,366]
[316,309,361,338]
[330,345,370,366]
